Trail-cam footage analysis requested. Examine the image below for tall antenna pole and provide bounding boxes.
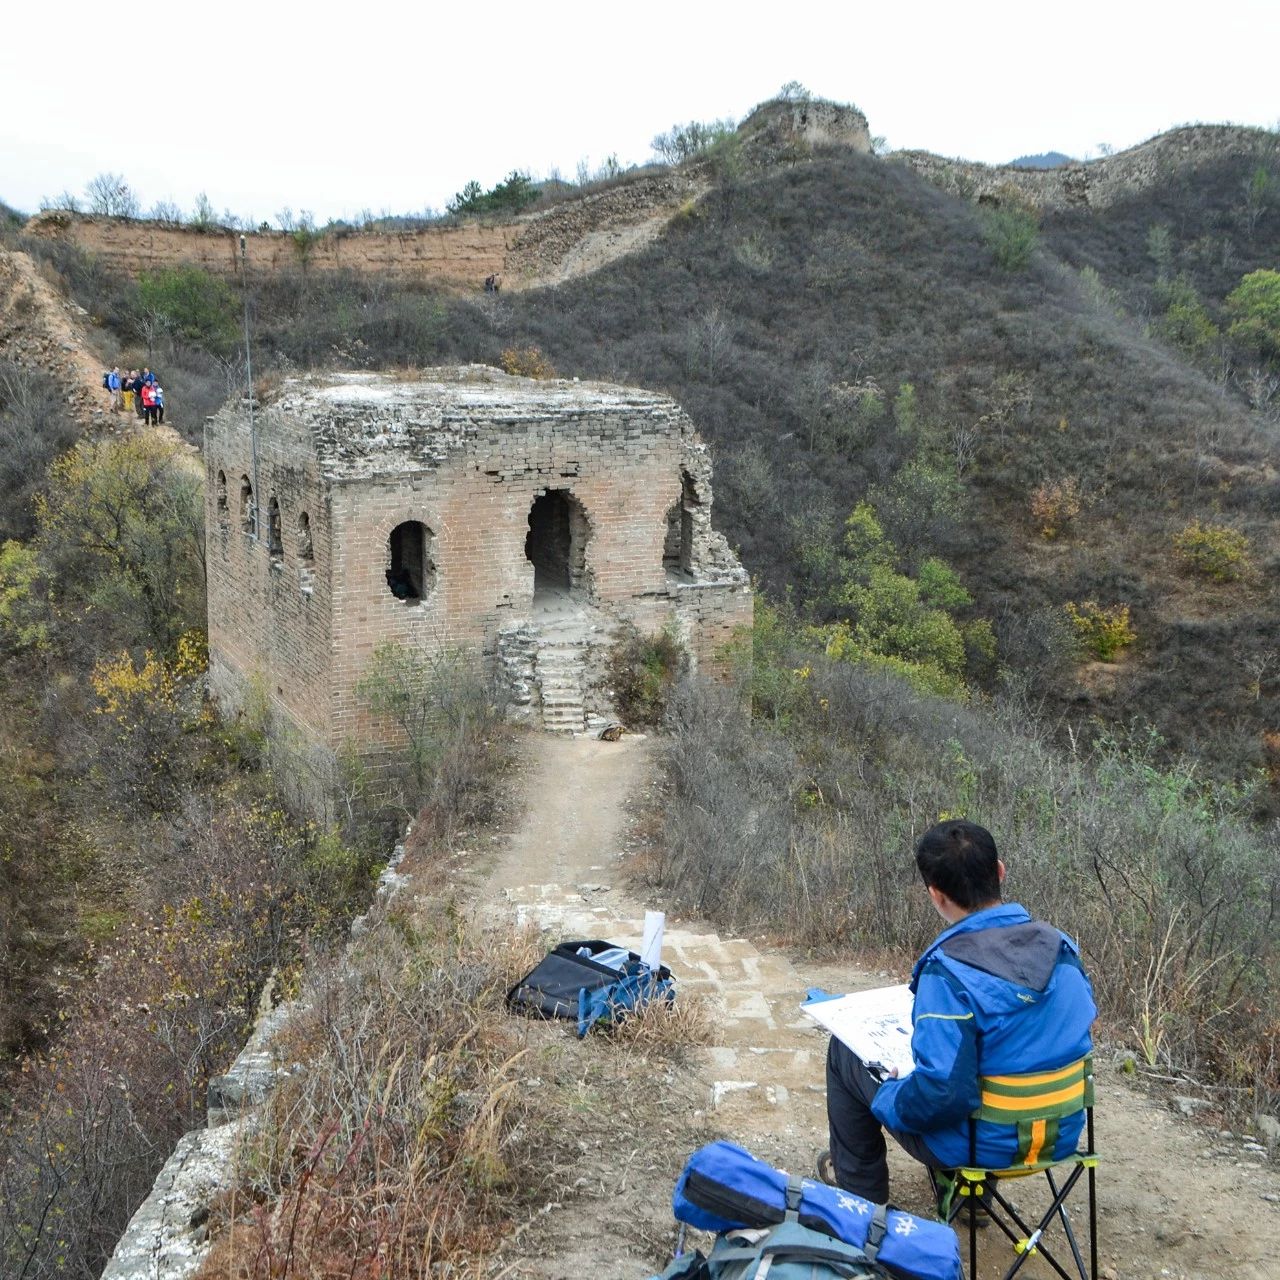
[240,234,261,542]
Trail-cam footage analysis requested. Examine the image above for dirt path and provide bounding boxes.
[476,733,1280,1280]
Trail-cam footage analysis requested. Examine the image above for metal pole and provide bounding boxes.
[240,234,261,542]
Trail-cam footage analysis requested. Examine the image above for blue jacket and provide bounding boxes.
[871,903,1095,1170]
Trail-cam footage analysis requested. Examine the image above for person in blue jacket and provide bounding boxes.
[824,820,1096,1202]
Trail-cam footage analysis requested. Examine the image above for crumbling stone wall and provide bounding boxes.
[894,125,1280,212]
[737,96,873,158]
[205,367,750,788]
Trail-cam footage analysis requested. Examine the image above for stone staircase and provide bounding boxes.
[498,599,616,735]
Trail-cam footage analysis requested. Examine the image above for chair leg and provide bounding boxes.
[1045,1169,1090,1280]
[1088,1164,1098,1280]
[970,1186,978,1280]
[987,1167,1088,1280]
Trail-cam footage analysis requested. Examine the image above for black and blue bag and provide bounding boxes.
[672,1143,961,1280]
[506,938,674,1038]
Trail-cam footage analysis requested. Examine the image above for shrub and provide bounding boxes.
[651,118,737,165]
[1152,275,1220,361]
[499,344,557,379]
[356,641,500,814]
[1172,520,1252,581]
[447,171,540,217]
[1226,268,1280,362]
[982,206,1039,271]
[1029,476,1082,538]
[136,265,238,351]
[0,361,77,542]
[1064,600,1136,661]
[607,626,687,726]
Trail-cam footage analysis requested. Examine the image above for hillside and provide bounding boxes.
[6,122,1278,781]
[445,145,1280,782]
[4,109,1280,1279]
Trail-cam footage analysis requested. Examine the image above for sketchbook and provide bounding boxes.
[802,984,915,1078]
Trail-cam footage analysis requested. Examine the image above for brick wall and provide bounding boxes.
[205,370,751,774]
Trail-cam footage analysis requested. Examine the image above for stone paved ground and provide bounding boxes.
[477,732,1280,1280]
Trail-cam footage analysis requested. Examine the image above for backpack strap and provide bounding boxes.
[783,1174,804,1221]
[863,1203,889,1262]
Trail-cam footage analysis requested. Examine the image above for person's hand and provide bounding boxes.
[886,1067,899,1079]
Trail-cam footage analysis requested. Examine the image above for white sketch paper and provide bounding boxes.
[802,984,915,1078]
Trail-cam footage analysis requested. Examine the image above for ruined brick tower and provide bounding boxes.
[204,366,750,794]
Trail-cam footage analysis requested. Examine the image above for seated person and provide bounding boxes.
[825,820,1096,1202]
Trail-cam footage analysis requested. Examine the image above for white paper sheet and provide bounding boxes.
[640,910,665,970]
[802,984,915,1078]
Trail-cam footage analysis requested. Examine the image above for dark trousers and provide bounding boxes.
[826,1037,941,1202]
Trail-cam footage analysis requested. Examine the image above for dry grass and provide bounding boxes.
[609,988,713,1065]
[195,909,544,1279]
[194,901,712,1279]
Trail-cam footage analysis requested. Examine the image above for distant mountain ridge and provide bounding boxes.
[1008,151,1074,169]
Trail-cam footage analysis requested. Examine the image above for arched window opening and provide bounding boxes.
[663,470,700,576]
[268,496,283,561]
[297,511,314,564]
[526,489,592,600]
[239,476,253,533]
[387,520,435,602]
[216,471,228,518]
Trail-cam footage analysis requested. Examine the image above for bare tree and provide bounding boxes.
[84,172,140,217]
[40,190,81,213]
[189,191,217,229]
[148,199,182,223]
[134,308,173,365]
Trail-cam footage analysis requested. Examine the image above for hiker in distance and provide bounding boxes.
[824,820,1096,1202]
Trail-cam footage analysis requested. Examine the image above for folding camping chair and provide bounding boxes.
[933,1056,1098,1280]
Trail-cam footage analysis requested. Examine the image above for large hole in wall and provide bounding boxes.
[663,469,701,576]
[387,520,435,603]
[268,496,283,561]
[526,489,592,600]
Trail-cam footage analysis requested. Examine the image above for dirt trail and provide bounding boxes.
[0,245,194,456]
[475,732,1280,1280]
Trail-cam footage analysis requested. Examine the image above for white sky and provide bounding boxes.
[3,0,1277,225]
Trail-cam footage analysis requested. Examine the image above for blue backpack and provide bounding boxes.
[651,1180,887,1279]
[671,1143,961,1280]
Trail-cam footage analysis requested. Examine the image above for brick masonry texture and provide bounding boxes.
[205,366,751,781]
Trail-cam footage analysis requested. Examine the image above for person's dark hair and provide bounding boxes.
[915,821,1001,910]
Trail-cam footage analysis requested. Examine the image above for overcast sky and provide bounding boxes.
[3,1,1277,226]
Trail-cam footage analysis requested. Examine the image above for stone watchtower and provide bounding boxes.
[204,366,750,792]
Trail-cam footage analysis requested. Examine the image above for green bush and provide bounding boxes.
[1064,600,1136,661]
[447,171,540,217]
[136,265,238,351]
[607,626,687,726]
[982,206,1039,271]
[1152,275,1220,361]
[1172,520,1252,581]
[1226,268,1280,362]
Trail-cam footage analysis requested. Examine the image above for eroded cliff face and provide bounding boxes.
[0,246,108,429]
[894,125,1280,211]
[25,210,518,289]
[23,170,707,294]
